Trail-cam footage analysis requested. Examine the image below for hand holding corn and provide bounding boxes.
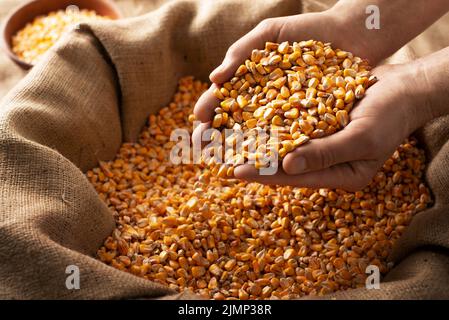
[194,0,449,190]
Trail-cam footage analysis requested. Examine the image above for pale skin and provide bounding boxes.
[193,0,449,191]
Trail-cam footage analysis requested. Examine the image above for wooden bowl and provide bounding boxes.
[1,0,122,69]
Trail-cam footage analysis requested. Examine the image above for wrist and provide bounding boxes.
[323,5,375,62]
[325,2,389,64]
[398,61,435,132]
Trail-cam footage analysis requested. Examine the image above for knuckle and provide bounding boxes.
[226,43,240,59]
[256,18,279,34]
[257,18,273,30]
[316,145,335,169]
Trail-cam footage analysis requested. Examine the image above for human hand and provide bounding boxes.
[192,6,436,191]
[194,0,449,124]
[234,63,428,191]
[194,10,372,124]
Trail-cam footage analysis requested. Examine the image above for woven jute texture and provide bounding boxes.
[0,0,448,299]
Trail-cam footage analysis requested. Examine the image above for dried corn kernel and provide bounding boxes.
[12,8,109,65]
[204,40,374,176]
[92,76,432,300]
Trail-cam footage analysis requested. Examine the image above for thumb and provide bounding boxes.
[282,126,369,175]
[210,18,280,84]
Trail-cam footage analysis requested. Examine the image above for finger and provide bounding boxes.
[282,124,370,175]
[210,19,279,84]
[234,161,375,191]
[193,84,220,123]
[364,64,397,93]
[367,65,390,86]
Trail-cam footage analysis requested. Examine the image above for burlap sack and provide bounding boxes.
[0,0,448,299]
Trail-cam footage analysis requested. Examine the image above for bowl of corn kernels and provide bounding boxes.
[1,0,122,69]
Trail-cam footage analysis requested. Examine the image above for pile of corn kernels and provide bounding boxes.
[207,40,376,175]
[12,8,109,65]
[91,76,431,300]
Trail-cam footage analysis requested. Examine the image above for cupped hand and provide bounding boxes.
[192,10,429,191]
[234,63,427,191]
[193,10,368,123]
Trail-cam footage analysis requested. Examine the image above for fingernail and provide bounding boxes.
[233,165,244,178]
[287,156,307,174]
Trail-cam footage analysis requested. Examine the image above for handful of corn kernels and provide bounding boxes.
[94,77,431,300]
[206,40,377,177]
